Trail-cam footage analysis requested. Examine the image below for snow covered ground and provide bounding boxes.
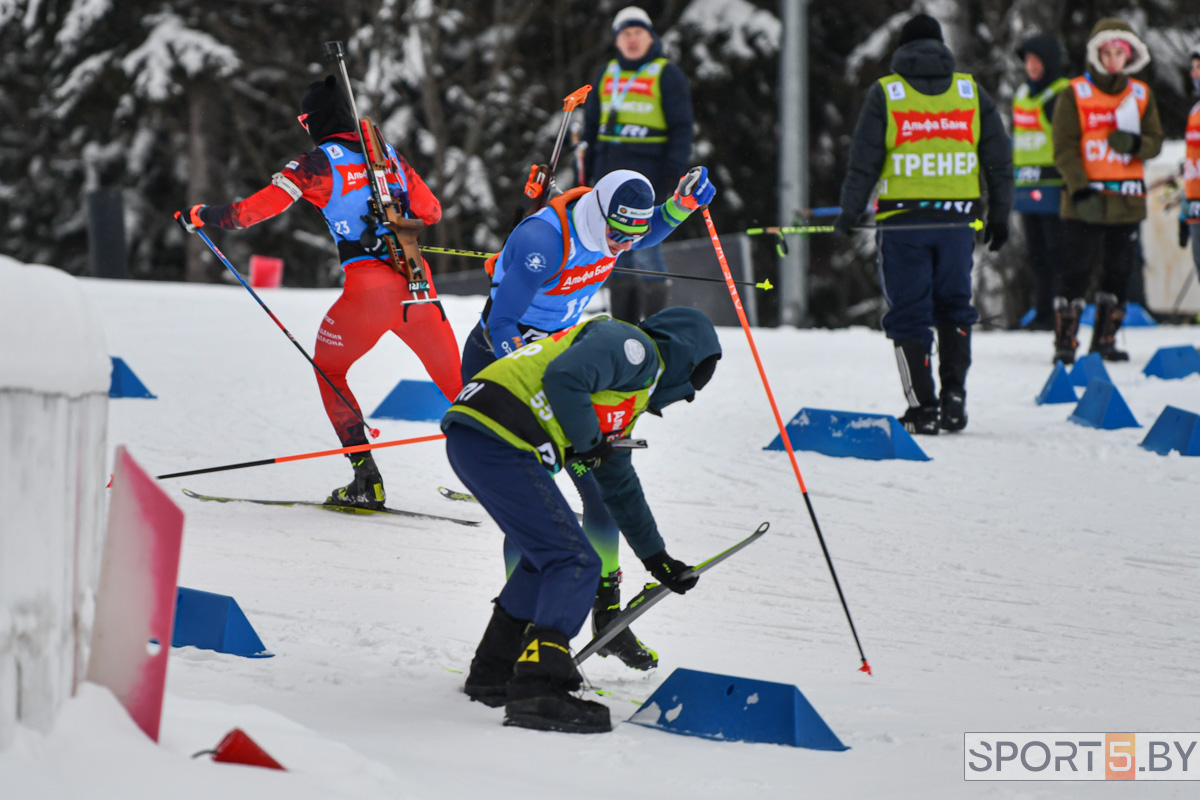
[3,275,1199,798]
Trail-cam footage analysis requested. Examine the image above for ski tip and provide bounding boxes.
[859,660,873,676]
[106,473,113,489]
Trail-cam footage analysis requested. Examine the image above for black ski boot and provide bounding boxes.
[327,451,385,510]
[1053,296,1085,365]
[937,324,971,432]
[894,338,939,435]
[1089,292,1130,362]
[592,572,658,671]
[505,626,611,734]
[464,600,529,708]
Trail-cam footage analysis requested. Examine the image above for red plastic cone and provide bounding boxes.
[210,728,286,770]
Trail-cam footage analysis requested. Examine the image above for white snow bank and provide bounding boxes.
[1,256,109,750]
[0,256,111,395]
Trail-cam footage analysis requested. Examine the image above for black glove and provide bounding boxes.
[1072,189,1104,224]
[641,551,699,594]
[1107,131,1141,155]
[832,212,856,236]
[571,438,613,473]
[1180,219,1191,249]
[982,220,1009,252]
[174,205,206,234]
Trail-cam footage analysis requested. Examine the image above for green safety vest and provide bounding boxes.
[598,58,670,144]
[445,318,658,474]
[1012,78,1069,185]
[877,73,982,200]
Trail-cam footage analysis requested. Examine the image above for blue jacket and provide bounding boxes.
[485,192,690,358]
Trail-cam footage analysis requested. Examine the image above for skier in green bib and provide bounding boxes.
[444,307,721,733]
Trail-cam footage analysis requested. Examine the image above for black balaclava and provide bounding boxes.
[300,75,356,146]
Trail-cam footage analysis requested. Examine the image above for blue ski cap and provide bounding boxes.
[605,178,654,238]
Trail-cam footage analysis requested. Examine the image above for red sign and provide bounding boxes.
[1012,108,1042,131]
[546,258,616,295]
[603,76,655,97]
[336,164,369,195]
[892,109,976,145]
[1084,111,1115,130]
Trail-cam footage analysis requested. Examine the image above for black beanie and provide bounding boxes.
[300,76,356,146]
[898,14,943,46]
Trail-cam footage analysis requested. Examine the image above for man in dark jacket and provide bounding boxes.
[444,307,721,734]
[1013,34,1070,330]
[835,13,1013,435]
[582,6,695,324]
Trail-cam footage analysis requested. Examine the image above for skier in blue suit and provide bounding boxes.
[459,166,715,671]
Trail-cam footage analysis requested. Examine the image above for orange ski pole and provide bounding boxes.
[155,434,446,480]
[701,207,872,676]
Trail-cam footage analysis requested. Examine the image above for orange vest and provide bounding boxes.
[1070,76,1149,193]
[1185,102,1200,205]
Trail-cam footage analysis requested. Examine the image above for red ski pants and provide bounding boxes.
[313,261,462,447]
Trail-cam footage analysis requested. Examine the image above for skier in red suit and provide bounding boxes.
[176,77,461,508]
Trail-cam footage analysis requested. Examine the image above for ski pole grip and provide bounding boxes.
[563,85,592,112]
[323,41,345,62]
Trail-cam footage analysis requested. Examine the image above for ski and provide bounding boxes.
[439,486,584,523]
[574,522,769,666]
[182,488,480,526]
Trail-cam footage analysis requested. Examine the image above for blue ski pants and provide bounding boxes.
[444,423,601,637]
[877,226,979,350]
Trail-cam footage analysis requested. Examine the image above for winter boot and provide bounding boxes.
[894,338,939,435]
[592,571,658,671]
[464,600,530,708]
[1053,296,1085,365]
[936,325,971,432]
[327,451,385,509]
[505,626,611,734]
[1089,291,1130,362]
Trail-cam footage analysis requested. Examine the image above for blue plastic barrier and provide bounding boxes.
[1035,361,1077,405]
[764,408,929,462]
[1139,406,1200,457]
[1068,353,1112,388]
[1079,302,1156,327]
[172,587,272,658]
[1142,346,1200,380]
[1068,379,1139,430]
[626,668,848,750]
[369,379,451,422]
[109,357,157,399]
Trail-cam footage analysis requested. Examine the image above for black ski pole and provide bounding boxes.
[194,228,380,439]
[420,247,773,291]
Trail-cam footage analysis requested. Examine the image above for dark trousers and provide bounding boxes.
[877,227,978,349]
[1059,220,1140,303]
[458,320,622,582]
[1021,212,1065,325]
[445,424,601,637]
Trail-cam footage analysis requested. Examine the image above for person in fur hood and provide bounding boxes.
[1049,18,1163,363]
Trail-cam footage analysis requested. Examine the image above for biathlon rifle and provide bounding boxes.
[324,41,441,317]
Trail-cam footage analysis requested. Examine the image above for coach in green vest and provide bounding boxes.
[1013,34,1070,331]
[582,6,695,325]
[834,13,1013,436]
